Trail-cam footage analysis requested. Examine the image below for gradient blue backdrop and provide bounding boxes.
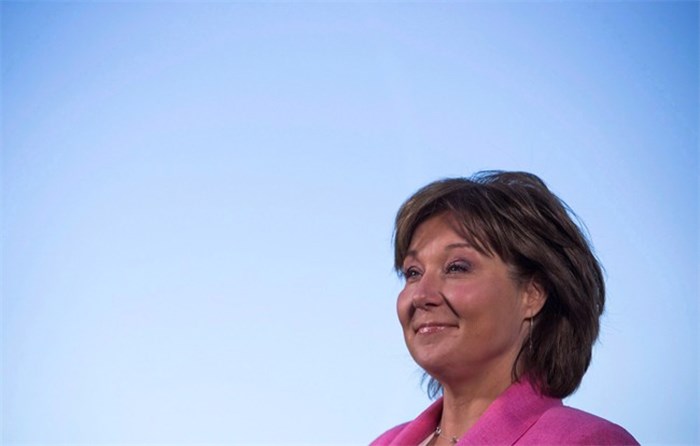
[2,2,698,445]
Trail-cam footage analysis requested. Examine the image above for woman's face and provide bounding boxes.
[397,213,542,387]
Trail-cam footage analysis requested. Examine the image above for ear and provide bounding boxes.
[522,278,547,319]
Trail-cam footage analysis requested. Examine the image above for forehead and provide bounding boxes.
[406,211,495,258]
[409,213,464,247]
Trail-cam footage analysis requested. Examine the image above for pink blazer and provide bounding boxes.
[371,380,638,445]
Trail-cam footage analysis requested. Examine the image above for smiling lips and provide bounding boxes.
[415,322,458,334]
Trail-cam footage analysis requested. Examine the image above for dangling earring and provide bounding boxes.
[528,317,534,353]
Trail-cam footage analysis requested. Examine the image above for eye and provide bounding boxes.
[402,266,421,281]
[446,260,470,274]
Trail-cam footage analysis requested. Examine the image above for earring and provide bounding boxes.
[528,317,534,353]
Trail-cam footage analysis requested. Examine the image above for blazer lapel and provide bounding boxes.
[458,380,561,445]
[388,398,443,445]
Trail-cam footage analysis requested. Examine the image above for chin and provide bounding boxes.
[410,350,452,374]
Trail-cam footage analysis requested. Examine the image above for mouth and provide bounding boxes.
[414,322,458,335]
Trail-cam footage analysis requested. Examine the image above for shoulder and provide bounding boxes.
[522,405,639,445]
[370,422,409,446]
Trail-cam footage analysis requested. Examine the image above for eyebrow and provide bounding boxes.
[404,242,474,260]
[446,243,473,250]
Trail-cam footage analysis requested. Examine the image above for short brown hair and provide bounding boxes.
[393,171,604,399]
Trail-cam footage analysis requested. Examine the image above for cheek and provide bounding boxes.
[396,289,412,326]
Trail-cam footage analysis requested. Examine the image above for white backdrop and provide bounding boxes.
[3,2,698,444]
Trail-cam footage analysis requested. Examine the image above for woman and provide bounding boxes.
[372,171,638,446]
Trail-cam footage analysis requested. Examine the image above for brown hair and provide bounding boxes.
[393,171,605,399]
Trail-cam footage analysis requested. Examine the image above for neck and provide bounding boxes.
[436,368,515,441]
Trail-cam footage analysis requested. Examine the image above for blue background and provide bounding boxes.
[2,2,698,444]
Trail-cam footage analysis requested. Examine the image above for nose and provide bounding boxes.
[411,271,443,310]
